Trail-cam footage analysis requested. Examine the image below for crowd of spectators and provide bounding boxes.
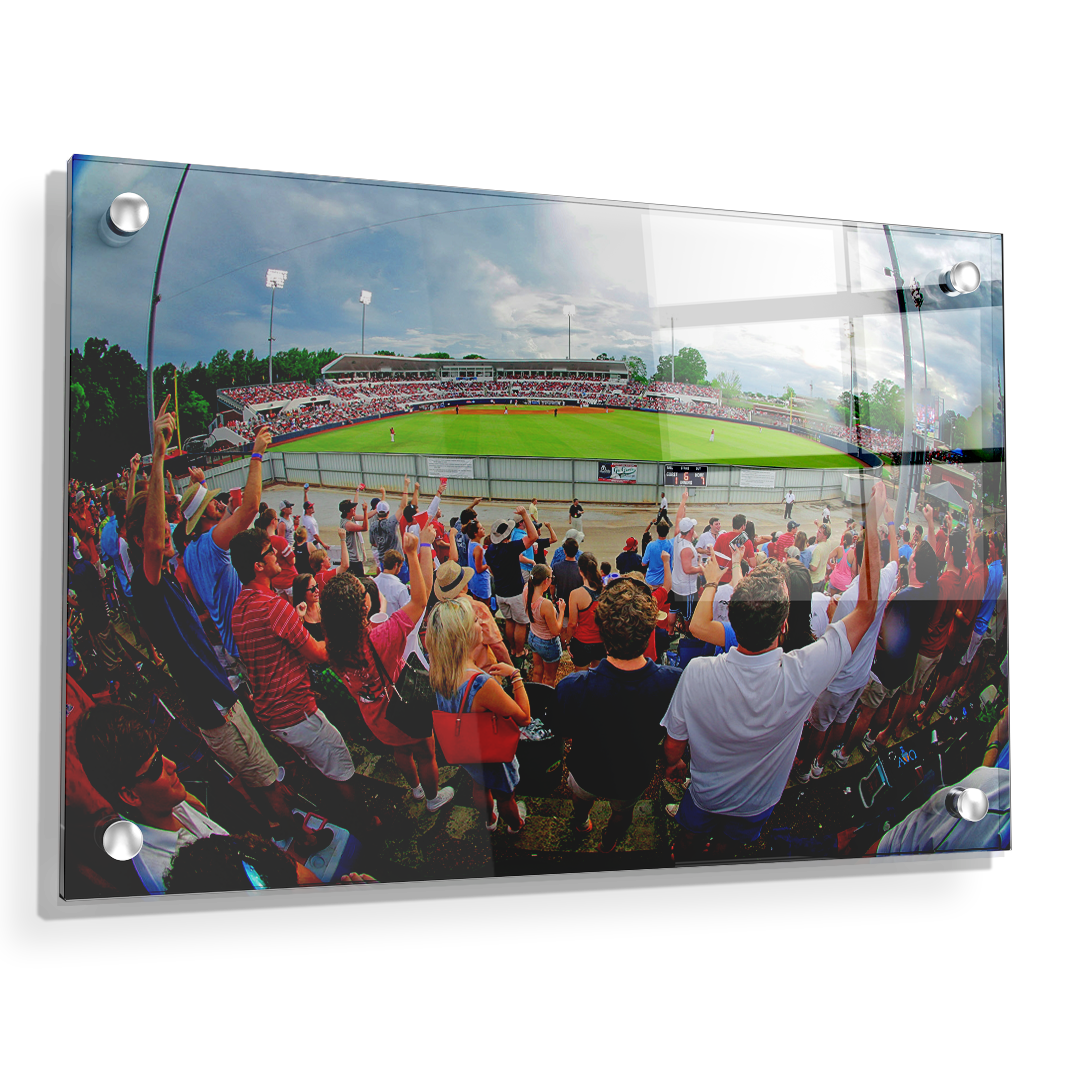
[65,402,1008,896]
[215,375,754,443]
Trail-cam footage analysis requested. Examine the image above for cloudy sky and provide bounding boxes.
[70,155,1001,418]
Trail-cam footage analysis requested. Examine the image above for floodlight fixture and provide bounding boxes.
[563,304,575,361]
[358,289,373,352]
[98,192,149,247]
[266,269,287,382]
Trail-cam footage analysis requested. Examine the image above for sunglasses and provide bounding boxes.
[307,584,320,593]
[130,748,164,786]
[258,547,275,560]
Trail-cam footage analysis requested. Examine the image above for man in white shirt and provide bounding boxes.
[300,498,325,550]
[661,481,886,861]
[793,516,900,783]
[696,518,721,559]
[374,551,411,615]
[75,702,229,894]
[278,499,296,544]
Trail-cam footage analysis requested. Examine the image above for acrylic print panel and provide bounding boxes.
[63,155,1007,901]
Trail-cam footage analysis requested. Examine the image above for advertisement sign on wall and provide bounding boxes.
[598,461,638,483]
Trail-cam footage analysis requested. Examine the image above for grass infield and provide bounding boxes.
[278,405,863,469]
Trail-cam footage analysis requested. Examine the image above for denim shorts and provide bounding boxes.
[527,630,562,663]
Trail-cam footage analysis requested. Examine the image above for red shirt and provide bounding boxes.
[231,584,316,729]
[933,526,949,562]
[714,531,756,584]
[269,534,297,591]
[644,586,670,661]
[921,567,966,656]
[315,565,338,590]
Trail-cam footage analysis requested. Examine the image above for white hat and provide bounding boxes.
[376,500,390,514]
[678,517,697,534]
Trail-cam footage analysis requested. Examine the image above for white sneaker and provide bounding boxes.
[506,801,527,835]
[426,786,455,812]
[411,784,426,801]
[485,805,500,833]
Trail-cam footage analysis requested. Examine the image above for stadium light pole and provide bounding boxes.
[884,231,981,519]
[266,269,287,384]
[563,304,575,361]
[359,289,372,353]
[145,166,190,446]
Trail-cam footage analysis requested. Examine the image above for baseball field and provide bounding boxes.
[278,405,863,469]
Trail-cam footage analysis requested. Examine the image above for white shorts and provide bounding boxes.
[959,630,985,667]
[199,700,279,788]
[273,708,356,782]
[496,592,529,625]
[810,683,864,732]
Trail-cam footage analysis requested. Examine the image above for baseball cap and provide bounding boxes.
[339,499,358,515]
[787,520,799,530]
[376,500,390,515]
[678,517,697,534]
[434,560,475,601]
[279,499,294,512]
[623,537,638,550]
[304,501,314,511]
[564,528,585,544]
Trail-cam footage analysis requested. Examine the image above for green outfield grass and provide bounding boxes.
[278,406,863,469]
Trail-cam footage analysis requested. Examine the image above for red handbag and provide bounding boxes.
[432,673,522,764]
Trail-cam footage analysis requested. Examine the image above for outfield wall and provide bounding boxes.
[179,451,880,508]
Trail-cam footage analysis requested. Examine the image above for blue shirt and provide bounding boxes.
[182,530,242,658]
[100,516,131,598]
[641,538,673,587]
[898,543,913,561]
[974,559,1004,635]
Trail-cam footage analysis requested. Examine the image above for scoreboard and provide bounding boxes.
[665,464,709,487]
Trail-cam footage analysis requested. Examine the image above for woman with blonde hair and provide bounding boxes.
[428,597,531,834]
[522,564,564,685]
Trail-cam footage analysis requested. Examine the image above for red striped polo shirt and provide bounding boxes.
[231,584,315,729]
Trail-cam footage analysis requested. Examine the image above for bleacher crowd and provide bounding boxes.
[63,392,1007,896]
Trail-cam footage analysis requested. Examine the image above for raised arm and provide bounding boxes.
[211,425,272,549]
[143,396,175,587]
[400,532,429,623]
[126,452,140,506]
[514,505,538,547]
[690,556,728,646]
[838,481,885,651]
[417,521,435,595]
[337,527,349,574]
[677,486,689,523]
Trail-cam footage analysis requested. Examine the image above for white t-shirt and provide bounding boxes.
[300,513,319,543]
[660,495,668,510]
[877,767,1010,854]
[670,535,699,595]
[375,571,411,615]
[661,622,852,816]
[128,801,228,894]
[810,591,832,639]
[826,561,899,696]
[696,531,717,556]
[119,537,134,582]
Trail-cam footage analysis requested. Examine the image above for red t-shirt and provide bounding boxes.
[644,585,670,661]
[921,567,966,656]
[933,526,949,562]
[231,584,316,729]
[714,531,756,584]
[315,565,338,590]
[269,533,298,591]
